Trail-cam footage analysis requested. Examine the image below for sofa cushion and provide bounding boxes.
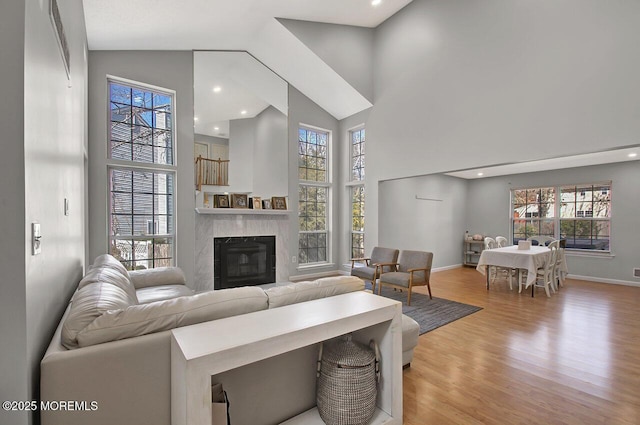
[266,276,364,309]
[76,286,268,347]
[129,266,186,289]
[62,281,137,349]
[136,285,195,304]
[77,266,138,304]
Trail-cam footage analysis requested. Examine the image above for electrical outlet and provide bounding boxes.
[292,256,297,263]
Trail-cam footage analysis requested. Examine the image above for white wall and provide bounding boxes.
[88,51,196,285]
[465,161,640,284]
[379,174,468,268]
[1,1,88,424]
[253,106,288,198]
[365,0,640,252]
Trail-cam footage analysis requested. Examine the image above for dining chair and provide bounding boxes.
[350,247,399,294]
[377,250,433,306]
[484,237,513,289]
[551,240,566,290]
[527,235,555,246]
[495,236,509,247]
[523,241,558,297]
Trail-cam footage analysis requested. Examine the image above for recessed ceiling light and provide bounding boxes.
[213,86,221,93]
[240,110,247,115]
[194,117,198,121]
[477,172,484,176]
[214,127,219,130]
[371,0,382,6]
[628,152,638,158]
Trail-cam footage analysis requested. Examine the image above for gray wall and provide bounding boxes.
[1,1,88,424]
[465,161,640,283]
[0,2,28,424]
[364,0,640,252]
[195,133,229,146]
[379,174,468,269]
[253,106,288,197]
[228,117,256,192]
[88,51,195,286]
[279,19,374,103]
[288,86,340,277]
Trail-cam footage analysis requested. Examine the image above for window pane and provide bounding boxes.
[514,184,610,252]
[109,81,173,165]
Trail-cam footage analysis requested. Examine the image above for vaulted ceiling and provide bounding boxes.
[83,0,414,119]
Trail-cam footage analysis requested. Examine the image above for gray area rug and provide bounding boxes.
[365,283,482,335]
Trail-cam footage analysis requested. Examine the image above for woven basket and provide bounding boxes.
[316,334,380,425]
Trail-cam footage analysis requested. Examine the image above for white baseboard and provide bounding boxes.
[567,274,640,288]
[432,264,463,273]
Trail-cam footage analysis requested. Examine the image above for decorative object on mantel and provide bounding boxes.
[316,334,379,425]
[214,194,229,208]
[262,199,272,209]
[472,234,484,241]
[252,197,262,209]
[271,196,287,210]
[231,193,248,208]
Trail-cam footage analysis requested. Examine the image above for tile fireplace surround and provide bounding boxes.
[195,212,290,292]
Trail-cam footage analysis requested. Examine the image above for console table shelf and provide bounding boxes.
[280,406,393,425]
[171,292,403,425]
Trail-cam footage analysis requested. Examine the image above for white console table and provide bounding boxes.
[171,291,403,425]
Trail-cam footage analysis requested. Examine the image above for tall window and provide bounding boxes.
[108,80,176,270]
[298,126,330,265]
[512,182,611,251]
[350,128,365,259]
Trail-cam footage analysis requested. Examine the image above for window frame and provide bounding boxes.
[348,126,365,260]
[106,76,177,270]
[510,181,612,253]
[298,124,332,267]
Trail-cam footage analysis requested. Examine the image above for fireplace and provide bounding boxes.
[214,236,276,289]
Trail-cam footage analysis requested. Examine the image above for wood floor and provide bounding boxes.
[402,267,640,425]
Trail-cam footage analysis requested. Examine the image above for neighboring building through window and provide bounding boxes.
[108,79,176,269]
[512,183,611,251]
[350,127,365,259]
[298,126,330,265]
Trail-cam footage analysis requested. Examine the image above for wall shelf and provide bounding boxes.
[195,208,291,215]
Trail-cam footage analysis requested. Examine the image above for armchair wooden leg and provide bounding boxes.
[426,282,432,299]
[407,288,412,306]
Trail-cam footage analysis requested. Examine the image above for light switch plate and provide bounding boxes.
[32,223,42,255]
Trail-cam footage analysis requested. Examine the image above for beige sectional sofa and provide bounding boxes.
[41,254,419,425]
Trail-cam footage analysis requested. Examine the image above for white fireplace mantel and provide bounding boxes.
[195,208,291,216]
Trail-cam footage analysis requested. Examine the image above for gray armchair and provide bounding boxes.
[350,247,399,293]
[378,250,433,305]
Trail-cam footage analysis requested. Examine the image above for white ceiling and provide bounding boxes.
[83,0,414,119]
[193,51,288,138]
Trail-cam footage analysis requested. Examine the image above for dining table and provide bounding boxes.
[476,245,565,295]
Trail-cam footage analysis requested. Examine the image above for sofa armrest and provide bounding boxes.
[128,267,186,289]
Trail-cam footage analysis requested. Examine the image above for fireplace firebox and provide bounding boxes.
[214,236,276,289]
